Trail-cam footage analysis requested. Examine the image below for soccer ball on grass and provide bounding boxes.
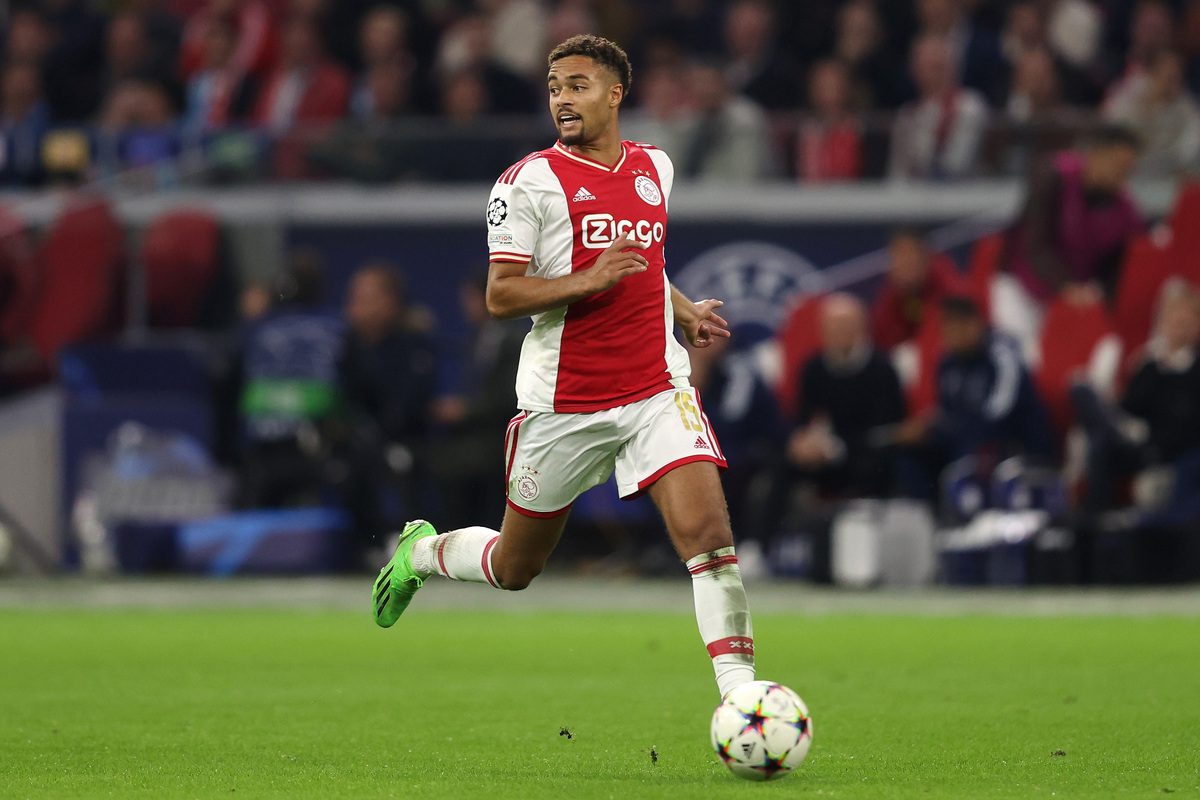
[710,680,812,781]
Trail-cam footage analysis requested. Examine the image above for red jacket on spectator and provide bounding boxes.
[253,61,350,179]
[797,120,862,182]
[179,1,277,81]
[872,253,966,350]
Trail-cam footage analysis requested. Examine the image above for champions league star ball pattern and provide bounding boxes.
[711,681,812,781]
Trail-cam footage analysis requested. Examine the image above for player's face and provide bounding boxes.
[548,55,621,146]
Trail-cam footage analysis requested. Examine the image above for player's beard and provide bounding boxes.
[557,118,587,146]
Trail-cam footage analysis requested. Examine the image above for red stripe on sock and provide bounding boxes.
[481,536,501,588]
[689,555,739,575]
[435,536,448,577]
[707,636,755,658]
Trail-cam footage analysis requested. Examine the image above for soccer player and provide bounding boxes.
[372,35,755,697]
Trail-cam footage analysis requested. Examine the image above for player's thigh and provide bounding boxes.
[646,460,733,562]
[491,505,571,590]
[505,410,619,517]
[613,388,732,561]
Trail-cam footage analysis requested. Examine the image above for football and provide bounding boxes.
[710,680,812,781]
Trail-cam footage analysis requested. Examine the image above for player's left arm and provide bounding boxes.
[670,284,731,348]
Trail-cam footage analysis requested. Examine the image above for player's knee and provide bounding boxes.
[496,563,542,591]
[678,512,734,555]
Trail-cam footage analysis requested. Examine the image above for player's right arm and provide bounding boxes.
[486,234,650,321]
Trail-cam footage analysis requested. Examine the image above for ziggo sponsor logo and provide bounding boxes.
[580,213,665,249]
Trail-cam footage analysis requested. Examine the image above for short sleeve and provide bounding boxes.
[645,148,674,209]
[486,179,540,264]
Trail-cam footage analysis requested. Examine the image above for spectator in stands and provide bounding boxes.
[915,0,1005,104]
[621,61,693,161]
[434,14,538,114]
[253,15,349,135]
[1071,283,1200,519]
[1105,0,1175,113]
[237,250,345,510]
[183,16,258,133]
[872,227,966,352]
[429,271,525,531]
[722,0,802,112]
[1106,49,1200,177]
[832,0,905,110]
[5,8,56,67]
[1044,0,1104,77]
[39,0,106,121]
[351,5,417,120]
[896,295,1054,465]
[339,261,436,556]
[677,60,775,184]
[889,34,989,180]
[798,59,862,182]
[479,0,549,80]
[100,78,177,130]
[1001,1,1098,107]
[102,12,176,102]
[0,62,51,186]
[995,126,1143,363]
[1001,48,1069,176]
[254,15,350,179]
[179,0,277,85]
[785,293,907,498]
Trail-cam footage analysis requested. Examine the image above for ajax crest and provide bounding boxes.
[634,175,661,206]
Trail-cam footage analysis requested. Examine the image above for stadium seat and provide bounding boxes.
[28,196,126,364]
[1112,232,1175,355]
[140,209,222,329]
[1168,181,1200,286]
[0,204,39,346]
[1034,298,1119,436]
[775,294,824,420]
[966,232,1005,318]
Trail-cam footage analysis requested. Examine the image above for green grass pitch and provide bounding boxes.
[2,604,1198,799]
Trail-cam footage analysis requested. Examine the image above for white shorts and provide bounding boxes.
[503,387,727,517]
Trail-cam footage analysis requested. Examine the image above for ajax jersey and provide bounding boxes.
[486,140,691,413]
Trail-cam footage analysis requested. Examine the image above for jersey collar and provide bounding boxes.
[554,141,628,173]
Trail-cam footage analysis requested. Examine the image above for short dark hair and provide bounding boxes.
[941,295,981,320]
[1082,124,1142,152]
[548,34,632,94]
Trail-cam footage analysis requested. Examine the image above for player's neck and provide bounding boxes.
[562,127,623,167]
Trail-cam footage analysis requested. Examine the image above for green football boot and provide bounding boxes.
[372,520,437,628]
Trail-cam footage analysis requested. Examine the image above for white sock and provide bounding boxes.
[411,526,502,588]
[687,546,756,697]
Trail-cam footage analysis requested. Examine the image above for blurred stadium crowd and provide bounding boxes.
[3,0,1200,183]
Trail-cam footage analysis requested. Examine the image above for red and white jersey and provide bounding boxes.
[486,140,691,413]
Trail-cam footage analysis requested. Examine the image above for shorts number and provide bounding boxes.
[674,391,704,432]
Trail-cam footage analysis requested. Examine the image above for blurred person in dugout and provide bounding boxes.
[339,261,437,562]
[893,296,1055,497]
[871,226,969,352]
[428,270,525,532]
[994,125,1143,366]
[237,250,345,510]
[1070,283,1200,523]
[759,294,907,537]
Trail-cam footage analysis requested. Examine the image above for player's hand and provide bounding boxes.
[1062,282,1102,307]
[586,233,649,292]
[682,298,731,348]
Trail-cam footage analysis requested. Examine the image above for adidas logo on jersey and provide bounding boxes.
[694,437,709,450]
[572,186,596,202]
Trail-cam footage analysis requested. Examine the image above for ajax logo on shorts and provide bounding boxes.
[634,175,661,206]
[581,213,664,249]
[515,474,539,501]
